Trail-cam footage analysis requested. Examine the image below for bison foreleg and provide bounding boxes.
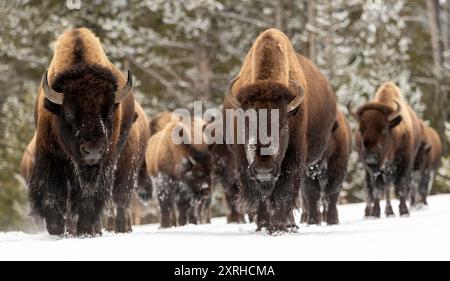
[29,154,68,235]
[76,196,104,236]
[418,169,433,205]
[112,169,135,233]
[384,187,394,217]
[302,177,321,225]
[224,181,246,224]
[255,201,270,231]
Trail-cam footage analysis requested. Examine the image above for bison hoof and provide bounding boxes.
[385,206,395,217]
[399,206,409,217]
[306,216,321,225]
[47,223,65,236]
[326,217,339,225]
[105,216,115,232]
[115,222,132,233]
[45,214,65,236]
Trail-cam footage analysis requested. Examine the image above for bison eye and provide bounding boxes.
[64,111,75,124]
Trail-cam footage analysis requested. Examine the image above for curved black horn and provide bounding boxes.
[42,71,63,105]
[115,70,133,104]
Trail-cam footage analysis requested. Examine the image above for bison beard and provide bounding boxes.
[237,143,302,233]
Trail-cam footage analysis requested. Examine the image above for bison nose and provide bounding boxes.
[251,165,276,182]
[80,142,104,166]
[200,183,211,197]
[366,154,379,166]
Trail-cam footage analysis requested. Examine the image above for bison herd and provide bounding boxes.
[20,28,442,236]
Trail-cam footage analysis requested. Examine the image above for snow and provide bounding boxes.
[1,194,450,260]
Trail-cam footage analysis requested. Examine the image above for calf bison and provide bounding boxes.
[145,113,213,227]
[411,121,442,206]
[349,82,422,218]
[300,108,352,225]
[29,28,149,236]
[223,28,337,233]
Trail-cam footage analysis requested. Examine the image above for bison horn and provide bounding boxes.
[226,76,241,108]
[114,70,133,104]
[387,100,401,122]
[287,79,305,112]
[346,101,359,119]
[42,71,63,105]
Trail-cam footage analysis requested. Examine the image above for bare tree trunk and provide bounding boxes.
[275,0,284,31]
[306,0,316,62]
[194,48,212,101]
[426,0,443,68]
[443,0,449,51]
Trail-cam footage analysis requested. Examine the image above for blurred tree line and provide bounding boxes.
[0,0,449,230]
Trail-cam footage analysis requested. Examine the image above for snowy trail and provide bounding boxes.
[1,194,450,260]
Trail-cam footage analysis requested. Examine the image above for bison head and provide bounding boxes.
[177,147,213,199]
[42,64,132,166]
[226,78,304,183]
[348,101,402,172]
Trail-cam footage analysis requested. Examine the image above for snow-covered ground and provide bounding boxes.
[1,194,450,260]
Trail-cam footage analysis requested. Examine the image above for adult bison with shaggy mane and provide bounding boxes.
[411,121,442,206]
[223,28,337,233]
[348,82,422,218]
[146,113,213,228]
[29,28,149,236]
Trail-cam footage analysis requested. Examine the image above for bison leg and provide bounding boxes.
[112,169,136,233]
[364,172,376,218]
[372,199,381,217]
[177,200,191,226]
[324,192,339,225]
[29,154,68,235]
[394,180,410,217]
[418,170,432,205]
[255,201,270,231]
[268,176,301,233]
[302,177,321,225]
[77,196,104,236]
[157,186,175,228]
[224,181,246,224]
[385,188,395,217]
[198,196,212,224]
[300,192,308,224]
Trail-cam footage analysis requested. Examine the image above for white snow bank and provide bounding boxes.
[1,194,450,260]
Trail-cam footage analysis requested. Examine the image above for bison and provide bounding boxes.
[29,28,149,236]
[210,142,247,223]
[145,113,213,227]
[411,121,442,206]
[223,28,337,233]
[348,82,422,218]
[300,108,352,225]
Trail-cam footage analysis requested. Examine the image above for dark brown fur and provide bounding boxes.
[146,117,213,228]
[223,28,337,233]
[411,121,442,206]
[353,82,422,218]
[29,28,148,236]
[300,108,352,225]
